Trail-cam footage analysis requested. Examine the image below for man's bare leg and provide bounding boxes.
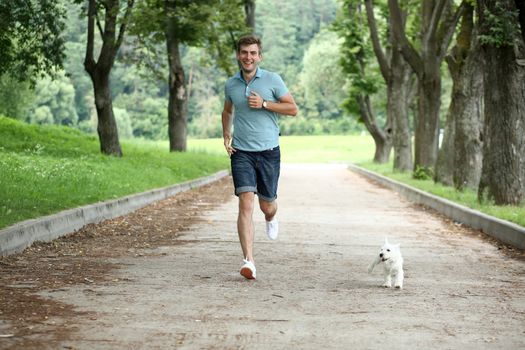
[260,198,278,240]
[259,198,277,221]
[238,192,255,262]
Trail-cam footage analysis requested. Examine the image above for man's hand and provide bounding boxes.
[248,91,264,109]
[223,133,235,156]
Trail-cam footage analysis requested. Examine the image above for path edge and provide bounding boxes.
[0,170,229,256]
[348,164,525,250]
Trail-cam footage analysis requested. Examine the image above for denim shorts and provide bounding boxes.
[230,146,281,202]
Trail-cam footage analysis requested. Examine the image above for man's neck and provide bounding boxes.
[242,68,257,83]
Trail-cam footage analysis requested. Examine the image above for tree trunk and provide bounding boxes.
[478,0,525,205]
[390,50,413,172]
[92,72,122,156]
[453,43,484,190]
[244,0,256,31]
[414,67,441,172]
[434,101,454,185]
[389,0,465,176]
[357,95,392,163]
[365,0,412,171]
[165,0,187,152]
[83,0,132,157]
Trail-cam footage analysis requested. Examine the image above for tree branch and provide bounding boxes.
[425,0,448,44]
[388,0,423,76]
[364,0,390,82]
[438,1,466,61]
[84,0,96,74]
[115,0,135,56]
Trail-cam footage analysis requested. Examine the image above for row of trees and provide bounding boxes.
[1,0,355,146]
[2,1,523,205]
[334,0,524,206]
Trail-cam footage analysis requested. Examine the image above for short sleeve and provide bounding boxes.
[224,80,232,103]
[272,73,289,99]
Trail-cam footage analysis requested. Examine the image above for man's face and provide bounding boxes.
[237,43,261,73]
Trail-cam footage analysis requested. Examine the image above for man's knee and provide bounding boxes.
[239,192,255,213]
[259,199,277,216]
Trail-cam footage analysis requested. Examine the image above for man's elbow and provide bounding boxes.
[290,105,298,117]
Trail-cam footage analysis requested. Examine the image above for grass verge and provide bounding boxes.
[0,117,229,229]
[359,161,525,227]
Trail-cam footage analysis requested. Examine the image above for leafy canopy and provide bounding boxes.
[0,0,66,82]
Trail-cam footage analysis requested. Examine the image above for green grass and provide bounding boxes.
[0,117,229,229]
[360,161,525,227]
[1,118,522,230]
[188,134,374,163]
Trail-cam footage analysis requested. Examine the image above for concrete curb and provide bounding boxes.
[348,164,525,250]
[0,170,229,256]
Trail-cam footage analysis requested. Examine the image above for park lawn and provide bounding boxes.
[0,117,229,229]
[188,134,374,164]
[360,161,525,228]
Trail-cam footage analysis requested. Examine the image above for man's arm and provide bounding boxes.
[266,92,298,116]
[248,91,298,116]
[222,100,235,155]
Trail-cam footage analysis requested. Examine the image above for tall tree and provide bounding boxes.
[435,3,484,189]
[336,0,393,163]
[364,0,414,172]
[389,0,465,175]
[477,0,525,205]
[0,0,65,83]
[131,0,246,151]
[83,0,135,156]
[244,0,256,30]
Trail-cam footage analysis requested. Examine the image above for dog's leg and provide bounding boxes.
[394,268,404,289]
[382,268,392,288]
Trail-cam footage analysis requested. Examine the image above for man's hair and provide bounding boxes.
[236,35,262,54]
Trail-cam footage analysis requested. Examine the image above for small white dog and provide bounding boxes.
[368,238,404,289]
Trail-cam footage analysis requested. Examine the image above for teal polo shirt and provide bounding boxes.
[224,67,289,151]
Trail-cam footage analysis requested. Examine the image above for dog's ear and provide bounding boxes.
[384,237,389,245]
[394,243,401,249]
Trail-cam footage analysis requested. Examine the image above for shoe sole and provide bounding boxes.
[240,267,255,279]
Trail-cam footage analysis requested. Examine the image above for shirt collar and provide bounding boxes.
[235,67,262,83]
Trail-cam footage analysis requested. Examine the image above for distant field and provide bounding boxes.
[189,135,524,227]
[188,134,377,164]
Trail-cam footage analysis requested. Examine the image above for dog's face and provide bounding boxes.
[378,239,401,262]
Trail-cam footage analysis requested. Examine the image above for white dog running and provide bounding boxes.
[368,238,404,289]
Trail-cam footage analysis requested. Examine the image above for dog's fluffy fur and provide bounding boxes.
[368,238,404,289]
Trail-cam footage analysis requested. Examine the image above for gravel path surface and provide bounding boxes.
[1,164,524,349]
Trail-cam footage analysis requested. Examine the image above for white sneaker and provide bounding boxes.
[240,259,256,279]
[265,218,278,240]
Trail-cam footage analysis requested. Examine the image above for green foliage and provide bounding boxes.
[0,0,357,140]
[28,72,79,126]
[129,0,247,78]
[332,0,383,115]
[0,75,35,120]
[0,0,66,82]
[478,3,522,47]
[0,117,229,229]
[257,0,338,86]
[299,29,347,120]
[412,165,434,180]
[279,115,362,135]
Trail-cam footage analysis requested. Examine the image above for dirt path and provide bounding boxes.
[1,164,524,349]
